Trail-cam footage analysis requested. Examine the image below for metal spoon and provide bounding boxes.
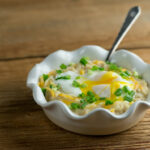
[105,6,141,61]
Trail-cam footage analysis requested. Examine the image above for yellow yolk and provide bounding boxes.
[81,71,118,94]
[81,71,134,101]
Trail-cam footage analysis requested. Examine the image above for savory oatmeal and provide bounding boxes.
[38,57,149,115]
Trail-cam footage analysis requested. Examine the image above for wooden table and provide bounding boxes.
[0,0,150,149]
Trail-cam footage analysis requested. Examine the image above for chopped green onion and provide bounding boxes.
[87,91,95,97]
[72,80,87,88]
[99,97,106,100]
[86,96,97,103]
[43,74,49,81]
[80,99,85,103]
[114,88,123,96]
[105,100,113,105]
[123,95,133,102]
[56,70,62,74]
[124,71,131,76]
[128,90,135,97]
[75,76,81,80]
[91,65,104,71]
[70,103,80,110]
[55,75,71,80]
[49,84,61,91]
[60,64,67,69]
[91,65,100,71]
[73,91,99,110]
[72,80,80,87]
[120,71,131,79]
[41,88,46,95]
[109,63,122,72]
[78,93,85,98]
[80,99,88,109]
[122,86,130,93]
[80,57,89,66]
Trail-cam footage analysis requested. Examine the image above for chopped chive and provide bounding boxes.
[80,101,88,109]
[70,103,80,110]
[55,75,71,80]
[122,86,130,93]
[50,84,61,91]
[120,71,131,79]
[78,93,85,98]
[87,91,95,97]
[43,74,49,81]
[80,99,85,103]
[99,67,104,71]
[120,72,128,78]
[91,65,99,71]
[60,64,67,69]
[72,80,87,88]
[86,96,97,103]
[56,70,62,74]
[128,90,135,97]
[124,71,131,76]
[75,76,81,80]
[114,88,122,96]
[123,95,133,102]
[80,99,88,109]
[91,65,104,71]
[41,88,46,95]
[72,80,80,87]
[80,57,89,66]
[105,100,113,105]
[99,97,106,100]
[109,63,122,72]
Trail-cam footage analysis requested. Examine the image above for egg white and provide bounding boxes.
[55,71,82,96]
[55,70,135,99]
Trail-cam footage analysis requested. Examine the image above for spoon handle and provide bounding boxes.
[105,6,141,61]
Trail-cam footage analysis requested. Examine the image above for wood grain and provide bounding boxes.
[0,0,150,149]
[0,0,150,59]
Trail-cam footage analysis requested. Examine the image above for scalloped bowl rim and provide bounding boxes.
[27,45,150,120]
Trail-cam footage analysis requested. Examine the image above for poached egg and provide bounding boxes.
[55,70,135,100]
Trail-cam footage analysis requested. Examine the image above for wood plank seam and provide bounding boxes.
[0,47,150,62]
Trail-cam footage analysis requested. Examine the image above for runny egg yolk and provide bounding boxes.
[81,71,134,101]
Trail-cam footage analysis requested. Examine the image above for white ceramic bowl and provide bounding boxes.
[27,45,150,135]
